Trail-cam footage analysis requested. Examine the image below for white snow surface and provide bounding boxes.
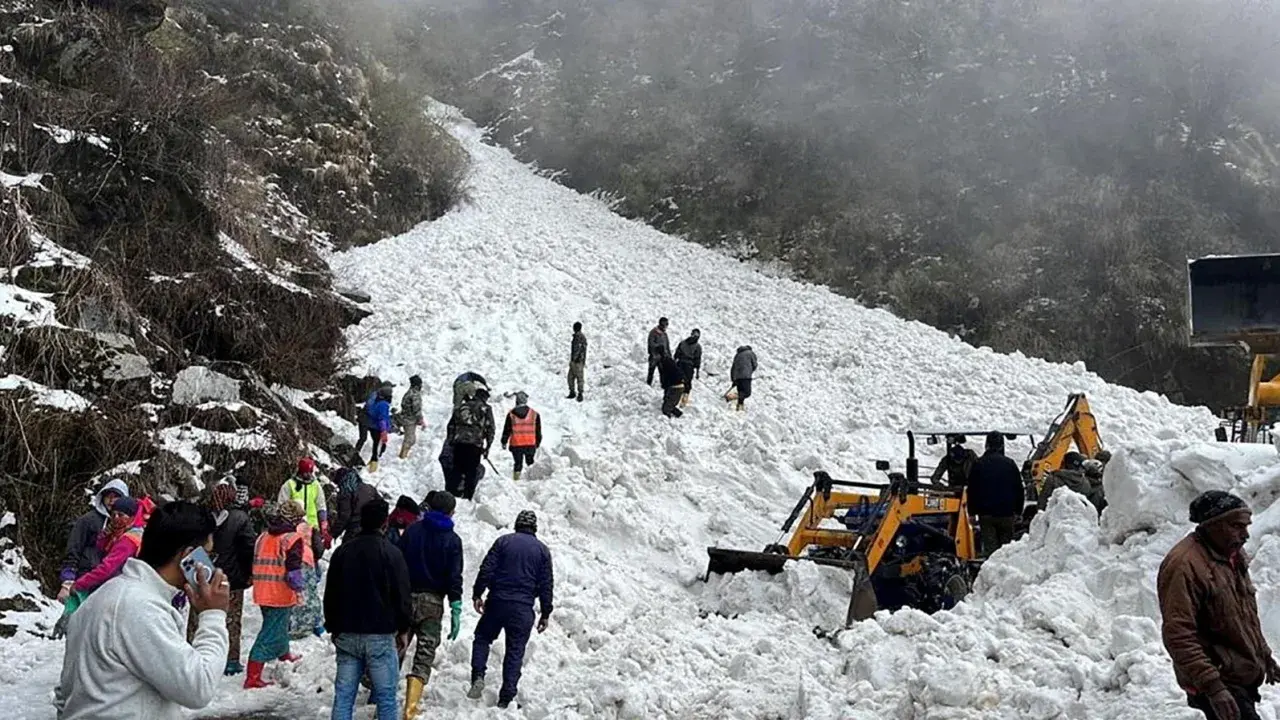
[3,106,1277,719]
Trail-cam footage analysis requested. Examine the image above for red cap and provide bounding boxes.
[298,457,316,476]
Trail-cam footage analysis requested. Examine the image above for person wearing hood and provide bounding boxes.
[356,382,393,460]
[331,457,381,543]
[467,510,554,709]
[647,317,671,386]
[54,501,229,720]
[205,482,256,676]
[501,392,542,481]
[568,322,587,402]
[729,346,757,411]
[966,432,1025,555]
[447,383,496,501]
[276,457,330,552]
[58,479,130,604]
[399,375,426,459]
[674,329,703,406]
[398,491,465,719]
[1039,451,1105,513]
[364,385,395,472]
[931,436,978,489]
[1159,491,1280,720]
[244,500,308,689]
[68,496,143,599]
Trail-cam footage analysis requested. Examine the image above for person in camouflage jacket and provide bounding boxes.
[446,384,495,501]
[568,322,587,402]
[400,375,426,459]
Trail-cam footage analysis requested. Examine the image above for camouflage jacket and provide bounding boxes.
[401,388,423,423]
[571,331,588,364]
[449,397,495,448]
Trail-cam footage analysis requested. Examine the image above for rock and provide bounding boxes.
[0,595,39,613]
[172,366,241,405]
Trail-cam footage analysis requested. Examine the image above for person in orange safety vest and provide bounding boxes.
[500,392,542,481]
[244,500,307,689]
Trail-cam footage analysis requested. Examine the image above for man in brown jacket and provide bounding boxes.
[1157,491,1280,720]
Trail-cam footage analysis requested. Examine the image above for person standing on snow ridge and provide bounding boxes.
[57,479,130,606]
[467,510,554,710]
[674,329,702,407]
[399,376,426,459]
[244,500,308,689]
[646,317,671,386]
[54,501,229,720]
[658,354,685,418]
[966,432,1024,556]
[501,392,542,481]
[568,322,587,402]
[1158,491,1279,720]
[330,457,380,543]
[447,383,496,501]
[325,499,413,720]
[398,491,465,719]
[930,436,978,489]
[276,457,331,553]
[356,382,392,459]
[729,345,757,411]
[364,385,394,472]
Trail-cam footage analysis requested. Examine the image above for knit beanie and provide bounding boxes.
[1189,490,1249,525]
[111,496,139,518]
[515,510,537,534]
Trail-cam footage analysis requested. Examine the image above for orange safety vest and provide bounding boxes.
[508,408,539,449]
[252,531,299,608]
[296,522,316,568]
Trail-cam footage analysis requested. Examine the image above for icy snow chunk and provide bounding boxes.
[0,171,44,189]
[0,374,91,411]
[172,366,240,405]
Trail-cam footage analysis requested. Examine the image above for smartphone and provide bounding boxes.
[180,547,215,588]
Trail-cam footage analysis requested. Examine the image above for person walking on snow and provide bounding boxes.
[54,501,229,720]
[331,457,380,543]
[966,432,1024,555]
[363,385,394,472]
[356,382,392,460]
[658,354,685,418]
[204,482,256,676]
[398,491,465,719]
[399,376,426,459]
[729,345,757,411]
[502,392,542,481]
[674,329,702,407]
[1158,491,1279,720]
[646,317,671,386]
[244,500,308,689]
[277,457,331,552]
[568,322,587,401]
[447,383,495,501]
[325,499,413,720]
[57,479,130,605]
[468,510,554,709]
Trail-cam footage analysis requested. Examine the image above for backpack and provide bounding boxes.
[452,399,488,446]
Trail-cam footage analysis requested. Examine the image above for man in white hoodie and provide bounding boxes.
[55,500,231,720]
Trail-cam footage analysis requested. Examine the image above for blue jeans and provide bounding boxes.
[332,633,399,720]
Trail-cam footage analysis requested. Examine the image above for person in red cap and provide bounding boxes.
[1158,490,1280,720]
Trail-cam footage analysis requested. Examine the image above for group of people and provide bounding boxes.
[646,317,758,418]
[53,461,555,719]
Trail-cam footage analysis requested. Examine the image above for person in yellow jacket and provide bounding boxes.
[244,500,307,689]
[277,457,331,549]
[500,393,542,481]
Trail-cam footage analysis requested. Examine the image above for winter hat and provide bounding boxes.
[395,495,421,515]
[234,483,250,507]
[514,510,537,534]
[111,496,139,518]
[1062,451,1085,470]
[276,499,305,525]
[210,483,236,511]
[409,375,423,389]
[515,391,529,407]
[1189,491,1249,525]
[427,490,457,515]
[1082,459,1104,479]
[297,457,317,477]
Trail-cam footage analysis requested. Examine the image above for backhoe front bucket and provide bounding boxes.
[705,546,864,578]
[1189,254,1280,351]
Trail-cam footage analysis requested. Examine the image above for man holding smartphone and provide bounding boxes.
[55,501,231,720]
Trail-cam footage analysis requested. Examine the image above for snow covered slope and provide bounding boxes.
[4,104,1274,720]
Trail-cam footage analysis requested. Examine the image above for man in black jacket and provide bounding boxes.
[674,329,702,406]
[325,499,413,720]
[208,482,255,676]
[967,431,1026,556]
[330,460,381,542]
[658,355,685,418]
[397,491,465,719]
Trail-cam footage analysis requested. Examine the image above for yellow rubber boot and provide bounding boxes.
[403,676,425,720]
[398,444,410,459]
[368,460,379,473]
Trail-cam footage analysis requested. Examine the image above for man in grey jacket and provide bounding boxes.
[568,322,587,402]
[646,317,670,386]
[730,346,757,411]
[399,375,425,459]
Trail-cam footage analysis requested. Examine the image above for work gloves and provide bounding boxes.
[1208,689,1240,720]
[286,569,306,592]
[449,600,463,641]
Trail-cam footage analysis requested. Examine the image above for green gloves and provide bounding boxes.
[449,600,463,641]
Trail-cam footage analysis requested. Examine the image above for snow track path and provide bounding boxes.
[4,104,1269,720]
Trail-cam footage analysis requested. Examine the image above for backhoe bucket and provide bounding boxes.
[705,546,864,578]
[1188,254,1280,351]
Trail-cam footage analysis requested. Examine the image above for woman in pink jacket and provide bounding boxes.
[71,496,145,596]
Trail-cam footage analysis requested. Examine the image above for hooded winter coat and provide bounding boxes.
[1158,530,1274,696]
[60,480,131,583]
[473,529,554,613]
[731,346,757,381]
[212,507,257,590]
[331,469,381,541]
[399,511,465,602]
[967,444,1025,517]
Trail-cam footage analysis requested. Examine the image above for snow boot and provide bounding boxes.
[368,460,379,473]
[512,470,522,481]
[566,392,576,399]
[278,651,302,663]
[403,676,426,720]
[576,393,583,402]
[398,445,411,459]
[224,659,245,676]
[243,661,273,689]
[467,677,485,700]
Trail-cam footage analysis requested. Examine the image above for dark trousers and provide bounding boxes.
[1190,685,1261,720]
[662,386,683,417]
[647,356,661,385]
[356,423,386,462]
[978,515,1016,556]
[452,443,483,500]
[511,447,536,472]
[678,363,695,394]
[733,378,752,407]
[471,601,535,705]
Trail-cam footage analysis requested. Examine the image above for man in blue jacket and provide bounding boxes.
[360,385,393,472]
[397,491,464,719]
[467,510,554,709]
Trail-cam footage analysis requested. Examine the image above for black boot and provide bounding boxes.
[576,393,583,402]
[566,392,576,399]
